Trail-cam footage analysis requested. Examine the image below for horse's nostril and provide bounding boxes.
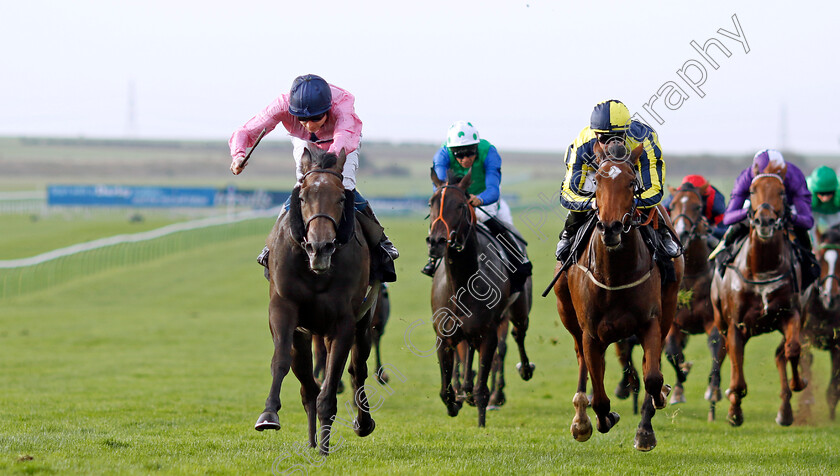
[596,222,605,232]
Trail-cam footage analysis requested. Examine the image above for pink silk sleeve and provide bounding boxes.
[229,95,291,158]
[326,86,362,155]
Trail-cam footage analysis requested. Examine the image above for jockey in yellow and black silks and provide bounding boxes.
[556,99,679,265]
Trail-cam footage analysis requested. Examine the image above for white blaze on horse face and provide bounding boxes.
[607,166,621,180]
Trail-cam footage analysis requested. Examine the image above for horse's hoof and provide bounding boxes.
[634,428,657,452]
[705,386,722,402]
[727,407,744,427]
[516,362,535,381]
[670,386,686,405]
[376,372,390,385]
[615,380,631,400]
[488,391,506,408]
[487,404,501,411]
[791,377,808,392]
[255,412,281,431]
[354,417,376,437]
[571,419,593,442]
[776,406,793,426]
[446,401,462,417]
[655,385,671,409]
[337,380,345,394]
[596,411,620,433]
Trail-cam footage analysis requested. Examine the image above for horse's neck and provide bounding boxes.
[746,230,789,273]
[442,233,480,284]
[684,236,711,275]
[590,228,650,275]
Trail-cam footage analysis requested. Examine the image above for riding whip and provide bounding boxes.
[236,128,267,172]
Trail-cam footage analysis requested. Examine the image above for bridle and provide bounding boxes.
[748,173,789,233]
[298,168,345,246]
[671,189,709,245]
[592,157,644,234]
[429,184,476,252]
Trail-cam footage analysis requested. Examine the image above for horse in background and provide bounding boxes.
[254,145,381,455]
[452,318,511,409]
[427,169,534,427]
[711,159,807,427]
[553,142,683,451]
[799,224,840,421]
[666,181,727,420]
[313,285,391,390]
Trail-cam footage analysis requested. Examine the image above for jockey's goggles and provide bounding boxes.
[452,146,478,159]
[297,112,326,123]
[596,132,626,144]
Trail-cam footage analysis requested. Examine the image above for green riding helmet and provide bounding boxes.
[807,166,839,194]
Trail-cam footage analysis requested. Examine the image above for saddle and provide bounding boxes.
[475,218,532,293]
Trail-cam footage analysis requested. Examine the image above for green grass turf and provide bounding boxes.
[1,217,839,475]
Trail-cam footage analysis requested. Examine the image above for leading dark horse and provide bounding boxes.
[254,145,381,455]
[711,159,807,427]
[427,169,535,427]
[553,143,683,451]
[799,224,840,421]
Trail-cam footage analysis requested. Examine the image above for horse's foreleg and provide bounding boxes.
[635,321,666,452]
[316,319,354,455]
[583,333,618,435]
[705,326,726,421]
[347,314,376,438]
[313,336,327,384]
[726,326,747,427]
[828,347,840,420]
[665,327,689,405]
[784,312,807,392]
[373,327,388,384]
[255,295,299,432]
[437,341,460,417]
[774,337,794,426]
[463,343,476,406]
[475,330,497,427]
[290,330,320,447]
[509,293,535,381]
[796,339,814,423]
[489,318,508,408]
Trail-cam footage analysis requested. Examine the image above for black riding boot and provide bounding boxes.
[715,221,749,276]
[360,205,399,261]
[556,211,591,261]
[794,227,821,289]
[421,257,439,277]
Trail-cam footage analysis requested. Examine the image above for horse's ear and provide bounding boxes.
[593,141,605,164]
[699,183,710,195]
[300,146,313,174]
[458,168,473,190]
[334,148,347,172]
[431,167,444,188]
[630,144,644,166]
[667,185,677,195]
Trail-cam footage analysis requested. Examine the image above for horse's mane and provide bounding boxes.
[446,169,471,187]
[308,148,338,170]
[677,182,699,193]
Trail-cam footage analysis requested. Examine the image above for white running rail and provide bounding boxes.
[0,208,280,269]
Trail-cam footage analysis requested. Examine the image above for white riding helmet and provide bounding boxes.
[446,121,480,148]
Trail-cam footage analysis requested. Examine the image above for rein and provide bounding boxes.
[430,185,476,251]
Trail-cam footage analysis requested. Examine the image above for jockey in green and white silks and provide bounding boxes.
[422,121,531,286]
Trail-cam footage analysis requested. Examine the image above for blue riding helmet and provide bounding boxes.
[590,99,631,134]
[289,74,332,117]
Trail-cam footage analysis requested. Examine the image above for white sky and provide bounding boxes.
[1,0,837,155]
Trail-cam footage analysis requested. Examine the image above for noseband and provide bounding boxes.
[429,185,476,251]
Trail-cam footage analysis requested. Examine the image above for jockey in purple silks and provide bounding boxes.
[713,149,820,288]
